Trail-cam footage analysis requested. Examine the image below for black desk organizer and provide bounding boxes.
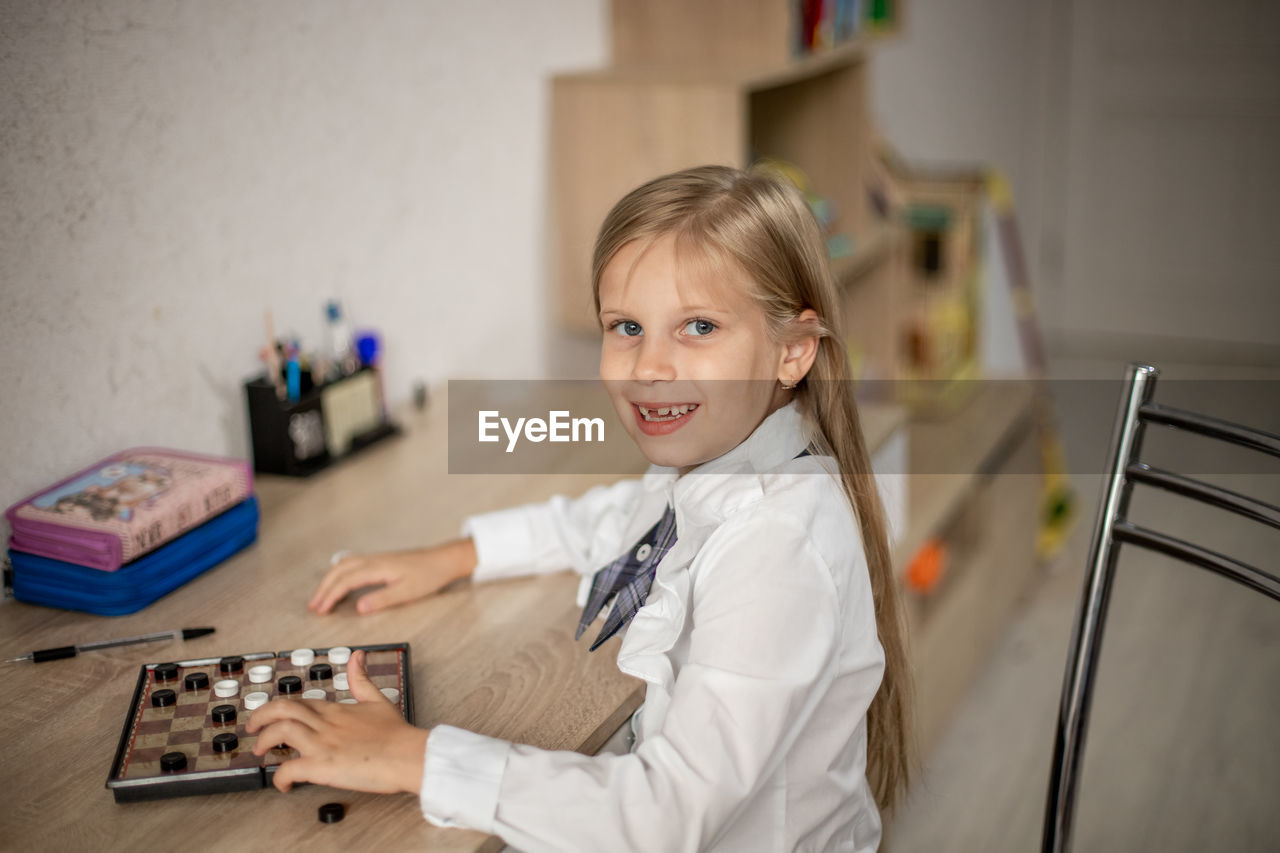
[244,367,399,476]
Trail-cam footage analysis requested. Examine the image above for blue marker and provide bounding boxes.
[286,353,301,402]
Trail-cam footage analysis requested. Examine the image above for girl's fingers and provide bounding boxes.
[250,718,321,758]
[311,564,400,614]
[310,563,371,613]
[249,676,428,796]
[345,650,387,704]
[270,756,320,792]
[308,554,360,610]
[354,581,412,614]
[308,565,349,612]
[246,695,324,734]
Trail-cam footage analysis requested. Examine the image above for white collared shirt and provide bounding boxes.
[421,402,885,852]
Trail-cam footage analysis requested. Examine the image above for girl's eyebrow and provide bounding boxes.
[598,303,731,317]
[680,304,733,317]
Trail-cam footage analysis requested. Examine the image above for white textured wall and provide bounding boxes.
[0,1,606,519]
[1060,0,1280,354]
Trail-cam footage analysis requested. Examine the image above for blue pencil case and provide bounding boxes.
[7,496,259,616]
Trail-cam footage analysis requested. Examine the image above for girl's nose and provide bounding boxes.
[632,338,677,382]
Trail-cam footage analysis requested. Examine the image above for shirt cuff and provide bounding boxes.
[420,725,511,831]
[461,505,543,583]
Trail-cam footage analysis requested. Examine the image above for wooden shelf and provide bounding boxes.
[839,223,907,380]
[892,379,1045,756]
[554,39,872,87]
[551,45,873,332]
[859,399,909,458]
[833,220,902,283]
[903,418,1044,754]
[874,149,987,391]
[611,1,880,71]
[893,380,1037,570]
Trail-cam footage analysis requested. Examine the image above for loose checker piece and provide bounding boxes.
[106,642,414,802]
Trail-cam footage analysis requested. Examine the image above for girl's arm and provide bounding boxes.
[458,477,649,582]
[309,477,648,614]
[308,539,477,614]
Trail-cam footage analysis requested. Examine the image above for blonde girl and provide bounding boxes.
[250,165,913,852]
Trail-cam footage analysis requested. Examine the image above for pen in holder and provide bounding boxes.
[244,367,399,476]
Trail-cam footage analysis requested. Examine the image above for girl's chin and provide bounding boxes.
[629,436,701,470]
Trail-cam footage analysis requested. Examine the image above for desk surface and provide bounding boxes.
[0,394,907,853]
[0,399,649,853]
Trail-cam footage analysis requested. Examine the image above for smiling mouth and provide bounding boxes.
[635,403,699,423]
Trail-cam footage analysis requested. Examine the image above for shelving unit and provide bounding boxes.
[893,381,1035,569]
[896,381,1040,752]
[839,222,907,380]
[610,0,795,68]
[905,412,1042,753]
[551,42,875,332]
[874,149,988,410]
[609,0,905,69]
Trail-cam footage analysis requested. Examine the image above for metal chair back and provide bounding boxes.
[1042,362,1280,852]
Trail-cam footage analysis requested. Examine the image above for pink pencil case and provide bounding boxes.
[6,448,254,571]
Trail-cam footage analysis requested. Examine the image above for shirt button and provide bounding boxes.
[635,543,653,562]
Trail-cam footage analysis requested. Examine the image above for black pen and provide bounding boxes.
[4,627,216,663]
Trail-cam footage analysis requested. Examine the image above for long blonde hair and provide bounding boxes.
[591,165,914,813]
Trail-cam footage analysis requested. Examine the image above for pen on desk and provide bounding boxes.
[4,627,216,663]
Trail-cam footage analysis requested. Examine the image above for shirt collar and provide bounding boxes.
[640,401,814,514]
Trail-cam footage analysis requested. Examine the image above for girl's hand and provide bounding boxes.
[308,539,477,614]
[246,650,430,794]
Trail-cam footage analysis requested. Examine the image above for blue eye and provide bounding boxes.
[613,321,642,337]
[685,319,716,336]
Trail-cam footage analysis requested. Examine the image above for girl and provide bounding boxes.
[248,165,913,852]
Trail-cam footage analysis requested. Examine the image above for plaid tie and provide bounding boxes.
[575,503,678,652]
[574,449,811,652]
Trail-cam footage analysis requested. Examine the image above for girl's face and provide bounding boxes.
[598,234,806,473]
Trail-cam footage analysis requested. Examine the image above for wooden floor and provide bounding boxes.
[888,359,1280,852]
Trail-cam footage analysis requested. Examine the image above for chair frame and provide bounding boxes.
[1042,363,1280,853]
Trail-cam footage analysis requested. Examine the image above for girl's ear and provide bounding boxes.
[778,309,822,386]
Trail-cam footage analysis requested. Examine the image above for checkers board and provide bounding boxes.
[106,642,413,802]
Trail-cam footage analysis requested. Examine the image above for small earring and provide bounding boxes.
[780,379,797,391]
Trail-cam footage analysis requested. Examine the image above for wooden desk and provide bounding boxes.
[0,399,645,853]
[0,393,908,852]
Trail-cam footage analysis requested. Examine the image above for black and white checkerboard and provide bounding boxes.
[107,643,413,802]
